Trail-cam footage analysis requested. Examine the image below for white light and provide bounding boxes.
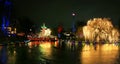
[72,13,75,16]
[30,29,32,31]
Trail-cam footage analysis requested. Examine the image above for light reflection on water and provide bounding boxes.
[0,41,120,64]
[39,42,52,59]
[81,44,119,64]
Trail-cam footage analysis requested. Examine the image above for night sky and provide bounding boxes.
[13,0,120,30]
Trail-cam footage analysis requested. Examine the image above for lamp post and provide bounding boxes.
[72,13,76,33]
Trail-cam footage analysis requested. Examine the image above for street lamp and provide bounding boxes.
[72,13,76,33]
[72,13,75,16]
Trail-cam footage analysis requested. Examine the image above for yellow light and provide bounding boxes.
[81,44,119,64]
[40,42,51,48]
[28,42,32,48]
[10,30,16,34]
[7,27,11,31]
[39,42,52,57]
[82,18,119,43]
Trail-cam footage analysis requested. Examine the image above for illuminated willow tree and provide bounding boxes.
[83,18,119,43]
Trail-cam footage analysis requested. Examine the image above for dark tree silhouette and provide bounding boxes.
[16,17,35,34]
[76,20,86,27]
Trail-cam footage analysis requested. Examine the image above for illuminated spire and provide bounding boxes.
[41,23,47,29]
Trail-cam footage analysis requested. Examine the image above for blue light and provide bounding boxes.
[0,47,7,64]
[1,16,9,36]
[6,19,9,27]
[2,16,5,25]
[1,16,5,30]
[1,0,12,36]
[72,22,76,32]
[58,33,61,38]
[2,16,9,27]
[72,12,76,33]
[5,1,11,6]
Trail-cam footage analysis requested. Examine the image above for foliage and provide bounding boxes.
[82,18,119,43]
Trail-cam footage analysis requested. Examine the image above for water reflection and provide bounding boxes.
[0,46,8,64]
[81,44,119,64]
[39,42,52,59]
[7,44,16,64]
[0,41,120,64]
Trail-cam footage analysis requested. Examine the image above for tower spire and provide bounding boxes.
[72,12,76,33]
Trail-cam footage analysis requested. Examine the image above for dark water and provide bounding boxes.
[0,41,120,64]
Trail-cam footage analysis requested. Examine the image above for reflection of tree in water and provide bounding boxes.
[115,47,120,64]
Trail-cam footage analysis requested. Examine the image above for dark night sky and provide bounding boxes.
[13,0,120,30]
